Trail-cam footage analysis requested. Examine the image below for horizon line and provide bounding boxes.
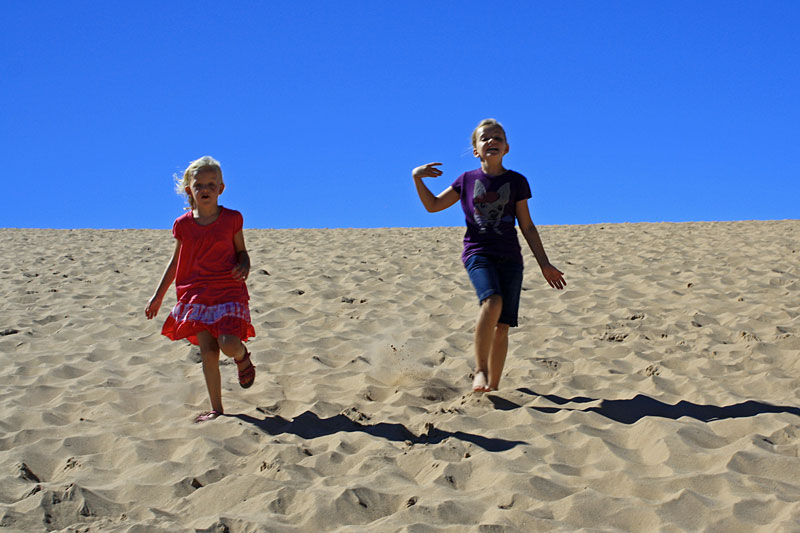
[1,218,797,231]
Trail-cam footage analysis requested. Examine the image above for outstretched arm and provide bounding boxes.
[412,162,460,213]
[145,239,181,319]
[516,199,566,290]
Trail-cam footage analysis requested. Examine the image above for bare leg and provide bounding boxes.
[487,323,510,390]
[197,331,223,415]
[473,294,502,391]
[217,334,246,361]
[218,334,255,388]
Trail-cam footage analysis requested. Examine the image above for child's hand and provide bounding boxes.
[232,263,250,281]
[541,263,566,290]
[412,162,444,179]
[145,296,162,319]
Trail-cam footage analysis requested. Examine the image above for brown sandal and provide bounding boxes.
[237,348,256,389]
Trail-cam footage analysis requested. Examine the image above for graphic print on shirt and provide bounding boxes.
[473,181,511,234]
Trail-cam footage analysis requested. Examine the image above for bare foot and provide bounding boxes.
[194,410,223,423]
[473,371,491,392]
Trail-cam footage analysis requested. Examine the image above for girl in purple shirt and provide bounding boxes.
[412,119,566,392]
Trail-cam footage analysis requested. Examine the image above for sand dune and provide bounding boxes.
[1,221,798,531]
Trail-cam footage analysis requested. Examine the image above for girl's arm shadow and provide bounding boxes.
[505,388,800,424]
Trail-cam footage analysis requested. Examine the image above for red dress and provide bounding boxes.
[161,207,255,345]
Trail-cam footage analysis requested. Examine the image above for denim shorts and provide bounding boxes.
[464,254,524,327]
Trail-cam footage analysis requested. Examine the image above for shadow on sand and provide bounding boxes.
[484,388,800,424]
[232,392,799,451]
[233,410,526,452]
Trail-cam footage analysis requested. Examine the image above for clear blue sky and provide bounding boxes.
[3,1,798,229]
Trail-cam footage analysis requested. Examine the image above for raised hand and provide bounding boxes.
[412,162,444,179]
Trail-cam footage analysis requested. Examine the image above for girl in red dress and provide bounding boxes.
[145,156,256,423]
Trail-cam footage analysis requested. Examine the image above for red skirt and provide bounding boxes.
[162,301,255,346]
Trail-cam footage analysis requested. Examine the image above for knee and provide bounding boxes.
[481,294,503,312]
[495,323,510,335]
[217,335,242,357]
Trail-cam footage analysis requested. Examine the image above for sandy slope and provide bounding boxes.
[0,221,798,532]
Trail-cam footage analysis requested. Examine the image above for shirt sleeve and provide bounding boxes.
[172,216,182,240]
[231,210,244,233]
[517,173,532,202]
[451,172,465,195]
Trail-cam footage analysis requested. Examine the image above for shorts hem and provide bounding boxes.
[476,289,499,303]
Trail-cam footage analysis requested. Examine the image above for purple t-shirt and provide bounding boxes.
[451,168,532,264]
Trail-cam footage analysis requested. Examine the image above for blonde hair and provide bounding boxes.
[175,156,223,210]
[471,118,507,148]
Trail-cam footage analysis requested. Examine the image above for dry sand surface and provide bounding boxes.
[1,220,799,532]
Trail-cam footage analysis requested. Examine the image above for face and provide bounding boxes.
[186,169,224,208]
[473,126,509,161]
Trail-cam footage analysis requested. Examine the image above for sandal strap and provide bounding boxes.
[237,347,256,388]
